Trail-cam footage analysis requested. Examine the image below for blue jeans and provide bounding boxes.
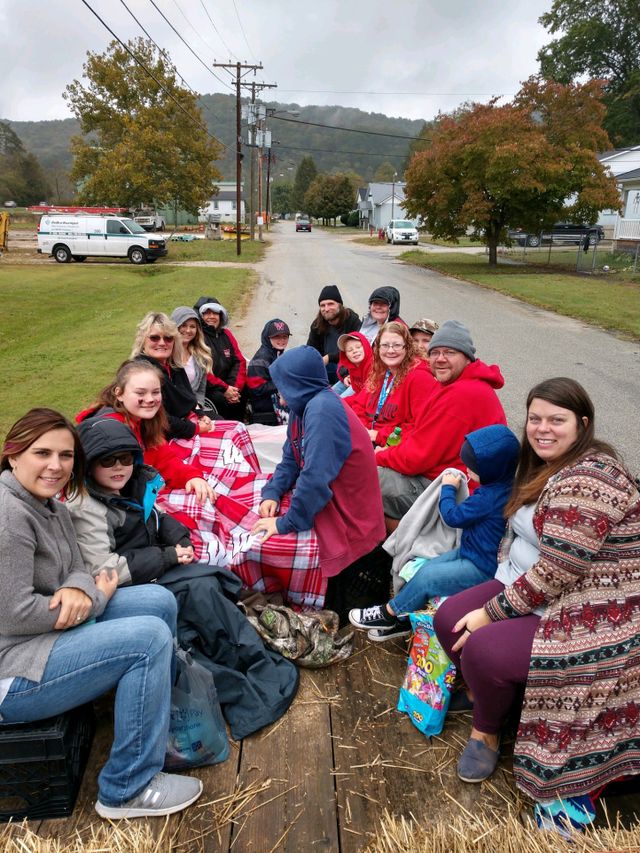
[389,548,490,616]
[0,585,177,807]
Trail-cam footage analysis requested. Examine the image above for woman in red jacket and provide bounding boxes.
[346,323,436,448]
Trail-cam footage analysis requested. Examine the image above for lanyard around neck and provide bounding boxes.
[372,370,394,427]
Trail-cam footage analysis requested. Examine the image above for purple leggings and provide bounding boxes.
[433,580,540,734]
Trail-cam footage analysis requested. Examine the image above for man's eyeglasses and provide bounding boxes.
[429,348,460,358]
[379,343,406,351]
[97,452,135,468]
[148,334,174,344]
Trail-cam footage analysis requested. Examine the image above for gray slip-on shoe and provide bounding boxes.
[95,772,203,819]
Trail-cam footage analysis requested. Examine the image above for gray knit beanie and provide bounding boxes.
[171,306,200,328]
[427,320,476,361]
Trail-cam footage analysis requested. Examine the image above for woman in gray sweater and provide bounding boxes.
[0,408,202,819]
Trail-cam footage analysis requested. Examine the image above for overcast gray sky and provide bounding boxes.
[1,0,553,123]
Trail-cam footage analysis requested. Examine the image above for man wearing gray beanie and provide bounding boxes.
[375,320,507,530]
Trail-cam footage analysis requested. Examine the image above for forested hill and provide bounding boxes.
[7,93,426,185]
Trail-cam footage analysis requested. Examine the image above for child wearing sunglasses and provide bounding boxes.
[67,417,194,585]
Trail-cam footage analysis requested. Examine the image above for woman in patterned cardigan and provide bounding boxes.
[435,377,640,834]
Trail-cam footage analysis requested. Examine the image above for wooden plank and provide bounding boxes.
[330,633,520,851]
[229,671,339,852]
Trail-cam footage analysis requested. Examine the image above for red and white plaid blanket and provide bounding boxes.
[156,422,325,609]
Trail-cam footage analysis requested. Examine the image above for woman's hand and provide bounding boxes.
[224,385,240,403]
[367,429,378,442]
[50,587,93,630]
[94,569,119,601]
[198,415,213,433]
[185,478,217,506]
[451,607,492,653]
[175,544,195,564]
[251,517,279,544]
[442,472,462,488]
[259,499,279,518]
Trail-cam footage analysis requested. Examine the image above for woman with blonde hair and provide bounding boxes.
[170,306,214,409]
[346,322,436,447]
[131,312,215,440]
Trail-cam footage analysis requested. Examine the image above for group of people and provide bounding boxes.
[2,281,639,836]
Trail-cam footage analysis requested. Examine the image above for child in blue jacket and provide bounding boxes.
[349,423,520,641]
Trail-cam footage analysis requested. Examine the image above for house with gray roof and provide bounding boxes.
[199,181,246,224]
[356,181,410,231]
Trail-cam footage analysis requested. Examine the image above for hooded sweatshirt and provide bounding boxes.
[375,359,507,481]
[194,295,247,390]
[246,319,289,414]
[68,418,192,586]
[261,346,385,577]
[359,285,405,344]
[438,424,520,572]
[134,353,200,440]
[347,358,437,446]
[336,331,373,394]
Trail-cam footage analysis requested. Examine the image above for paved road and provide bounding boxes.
[235,222,640,471]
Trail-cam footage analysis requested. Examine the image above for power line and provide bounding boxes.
[274,141,410,159]
[232,0,256,62]
[271,114,421,140]
[199,0,238,60]
[79,0,227,150]
[117,0,230,143]
[146,0,234,91]
[277,88,512,97]
[168,0,222,63]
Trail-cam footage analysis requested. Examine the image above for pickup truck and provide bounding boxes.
[133,210,166,232]
[508,223,604,248]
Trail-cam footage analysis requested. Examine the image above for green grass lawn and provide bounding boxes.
[0,264,256,436]
[420,235,479,248]
[399,250,640,339]
[162,237,267,263]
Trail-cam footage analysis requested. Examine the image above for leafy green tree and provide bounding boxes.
[64,38,222,213]
[305,173,355,225]
[373,162,399,182]
[291,156,318,212]
[0,122,50,204]
[271,182,293,215]
[404,77,620,266]
[538,0,640,145]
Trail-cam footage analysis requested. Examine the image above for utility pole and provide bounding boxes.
[243,81,276,241]
[265,148,273,232]
[213,61,263,256]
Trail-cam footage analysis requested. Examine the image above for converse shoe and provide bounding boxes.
[348,604,398,631]
[367,623,412,642]
[95,772,203,819]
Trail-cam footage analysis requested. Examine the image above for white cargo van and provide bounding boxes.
[37,214,168,264]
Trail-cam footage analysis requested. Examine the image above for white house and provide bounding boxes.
[357,181,410,231]
[199,181,246,224]
[598,147,640,240]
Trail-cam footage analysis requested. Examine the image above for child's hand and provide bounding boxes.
[251,516,279,543]
[441,472,462,488]
[175,545,195,564]
[95,569,119,601]
[343,376,352,388]
[259,499,278,518]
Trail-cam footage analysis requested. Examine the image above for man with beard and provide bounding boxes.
[307,285,360,383]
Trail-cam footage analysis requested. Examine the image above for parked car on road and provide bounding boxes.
[508,223,605,248]
[386,219,419,245]
[3,201,17,208]
[296,219,312,232]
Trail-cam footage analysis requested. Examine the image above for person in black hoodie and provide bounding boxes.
[131,312,216,440]
[359,285,405,344]
[67,417,300,741]
[193,296,247,421]
[247,318,291,425]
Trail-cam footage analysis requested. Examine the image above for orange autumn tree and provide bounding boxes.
[404,77,620,265]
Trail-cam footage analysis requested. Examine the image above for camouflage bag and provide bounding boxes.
[248,605,354,668]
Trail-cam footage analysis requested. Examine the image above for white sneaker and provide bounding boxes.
[95,772,203,819]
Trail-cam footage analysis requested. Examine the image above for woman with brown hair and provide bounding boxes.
[0,408,201,819]
[434,377,640,834]
[346,321,436,447]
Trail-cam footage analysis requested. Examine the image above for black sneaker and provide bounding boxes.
[367,623,412,642]
[348,604,398,631]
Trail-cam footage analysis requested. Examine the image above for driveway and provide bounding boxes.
[234,222,640,469]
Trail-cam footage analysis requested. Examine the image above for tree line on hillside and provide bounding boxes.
[0,122,50,205]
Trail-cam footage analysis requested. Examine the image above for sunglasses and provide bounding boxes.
[97,452,135,468]
[148,334,174,344]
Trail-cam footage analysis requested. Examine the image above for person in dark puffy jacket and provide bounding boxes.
[193,296,247,421]
[247,319,291,425]
[359,285,405,344]
[67,417,195,585]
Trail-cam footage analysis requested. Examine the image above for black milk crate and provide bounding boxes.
[0,703,95,821]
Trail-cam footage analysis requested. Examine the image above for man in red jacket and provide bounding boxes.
[375,320,507,530]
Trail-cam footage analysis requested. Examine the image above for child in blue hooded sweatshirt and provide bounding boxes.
[251,346,386,586]
[349,424,520,641]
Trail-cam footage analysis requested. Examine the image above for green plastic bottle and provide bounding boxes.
[386,427,402,447]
